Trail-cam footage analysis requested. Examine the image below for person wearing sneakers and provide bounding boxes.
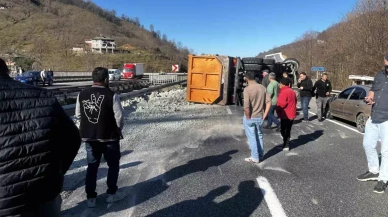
[264,72,281,131]
[276,78,297,151]
[243,71,271,163]
[75,67,125,207]
[357,55,388,193]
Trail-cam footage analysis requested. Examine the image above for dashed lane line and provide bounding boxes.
[257,176,288,217]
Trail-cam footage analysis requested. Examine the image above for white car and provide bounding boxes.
[108,69,121,81]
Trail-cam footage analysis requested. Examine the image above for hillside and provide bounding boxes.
[0,0,192,72]
[256,0,388,89]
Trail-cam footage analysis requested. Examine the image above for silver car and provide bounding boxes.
[328,85,371,133]
[108,69,121,81]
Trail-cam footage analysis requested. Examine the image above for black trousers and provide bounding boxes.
[280,119,294,144]
[85,141,121,199]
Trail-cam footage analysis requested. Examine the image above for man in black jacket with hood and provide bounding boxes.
[0,58,81,217]
[297,72,314,121]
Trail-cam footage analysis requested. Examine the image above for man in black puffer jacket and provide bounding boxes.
[0,58,81,217]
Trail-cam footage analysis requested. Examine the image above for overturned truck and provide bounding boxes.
[186,53,300,106]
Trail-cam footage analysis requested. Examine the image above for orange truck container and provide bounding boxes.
[186,55,237,105]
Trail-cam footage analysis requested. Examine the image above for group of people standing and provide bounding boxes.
[243,71,297,163]
[243,70,332,163]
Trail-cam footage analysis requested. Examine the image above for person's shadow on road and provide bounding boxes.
[61,150,239,216]
[263,130,324,160]
[146,180,263,217]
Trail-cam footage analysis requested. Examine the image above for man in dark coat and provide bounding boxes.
[0,58,81,217]
[297,72,314,121]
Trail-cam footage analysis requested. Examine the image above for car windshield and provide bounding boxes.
[108,70,115,74]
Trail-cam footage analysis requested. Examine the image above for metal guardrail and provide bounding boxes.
[148,74,187,85]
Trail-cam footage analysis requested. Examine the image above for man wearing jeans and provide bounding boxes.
[297,72,313,121]
[243,71,271,163]
[264,72,281,131]
[312,73,332,122]
[75,67,125,207]
[357,55,388,193]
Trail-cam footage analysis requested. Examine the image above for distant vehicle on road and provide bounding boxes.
[122,63,144,79]
[14,70,54,86]
[327,85,371,133]
[108,69,121,81]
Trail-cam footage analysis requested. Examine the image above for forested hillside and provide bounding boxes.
[0,0,193,72]
[257,0,388,89]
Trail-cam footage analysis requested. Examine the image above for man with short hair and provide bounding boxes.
[297,72,313,121]
[0,58,81,217]
[312,73,332,122]
[357,55,388,193]
[243,71,271,163]
[276,78,297,151]
[75,67,125,207]
[264,72,281,131]
[261,70,270,88]
[283,72,293,88]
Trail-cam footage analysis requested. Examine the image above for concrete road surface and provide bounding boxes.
[61,95,386,217]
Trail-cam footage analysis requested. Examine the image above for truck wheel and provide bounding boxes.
[244,64,263,71]
[242,57,263,64]
[267,65,275,72]
[284,58,300,71]
[263,59,276,65]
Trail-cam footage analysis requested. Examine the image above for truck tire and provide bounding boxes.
[267,65,275,72]
[242,57,263,64]
[244,64,263,71]
[263,59,276,65]
[284,58,300,71]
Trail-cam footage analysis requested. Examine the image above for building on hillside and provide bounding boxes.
[85,35,117,54]
[0,4,9,10]
[71,47,85,55]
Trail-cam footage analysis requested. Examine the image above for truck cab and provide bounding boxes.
[122,63,144,79]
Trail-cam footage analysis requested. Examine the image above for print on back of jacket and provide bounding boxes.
[82,94,105,124]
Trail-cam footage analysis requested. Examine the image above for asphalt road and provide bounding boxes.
[61,98,386,217]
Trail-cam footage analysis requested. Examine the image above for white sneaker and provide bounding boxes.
[244,157,259,163]
[87,198,96,208]
[106,191,127,203]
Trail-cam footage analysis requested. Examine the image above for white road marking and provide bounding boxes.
[226,107,232,115]
[232,135,241,141]
[298,106,363,135]
[263,167,291,174]
[257,176,288,217]
[218,166,223,175]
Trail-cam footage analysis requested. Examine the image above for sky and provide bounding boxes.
[93,0,358,57]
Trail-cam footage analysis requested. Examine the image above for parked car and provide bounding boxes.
[327,85,371,133]
[14,71,54,86]
[108,69,121,81]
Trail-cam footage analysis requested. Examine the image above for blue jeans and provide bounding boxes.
[301,96,312,120]
[266,105,280,127]
[243,116,264,160]
[85,141,121,199]
[363,118,388,181]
